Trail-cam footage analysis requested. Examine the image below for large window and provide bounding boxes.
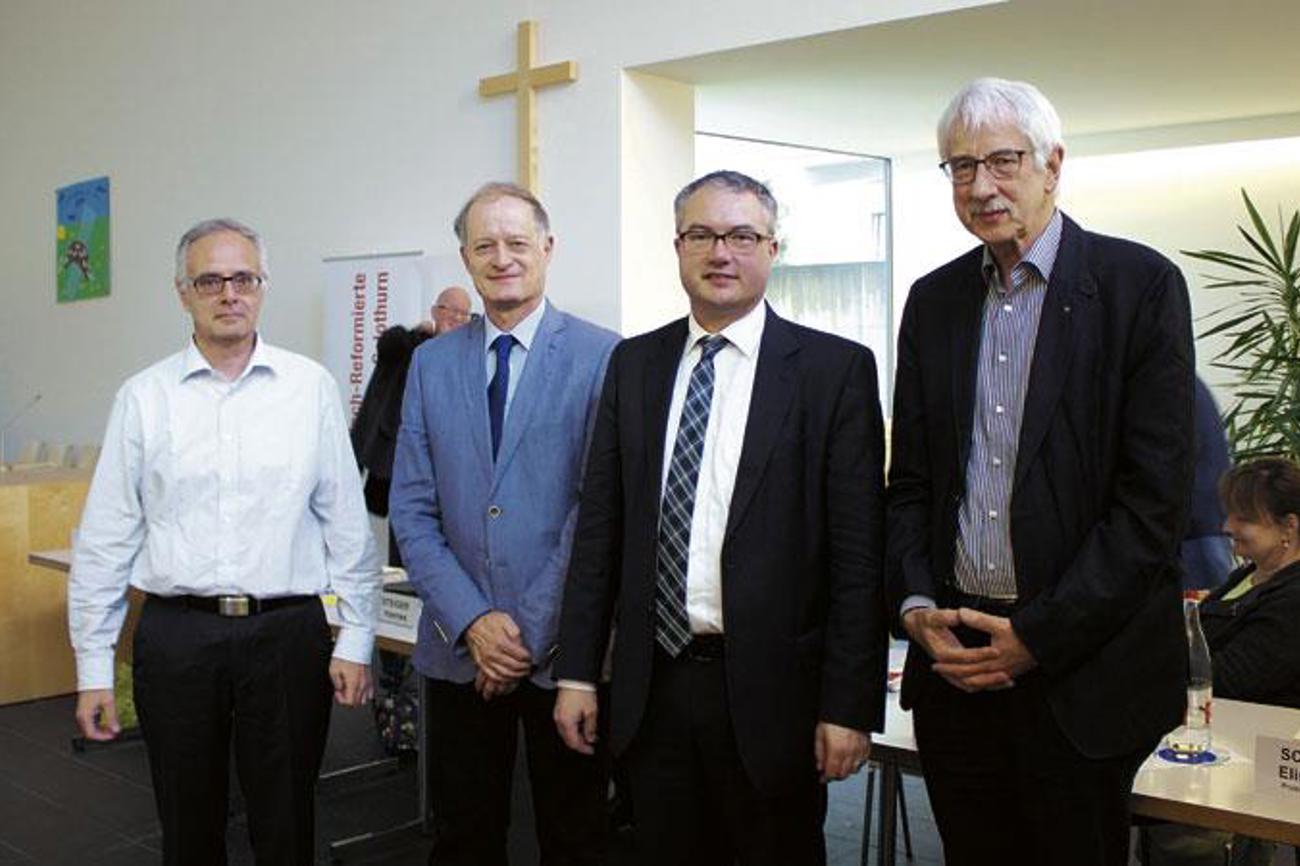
[695,133,892,401]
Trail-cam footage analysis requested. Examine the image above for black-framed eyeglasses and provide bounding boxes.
[939,149,1028,184]
[434,303,470,322]
[187,271,265,297]
[676,228,773,254]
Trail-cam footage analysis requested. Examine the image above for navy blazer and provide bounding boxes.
[556,305,887,796]
[389,302,618,686]
[886,214,1195,759]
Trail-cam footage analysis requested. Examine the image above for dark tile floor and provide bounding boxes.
[0,693,936,865]
[2,694,1294,865]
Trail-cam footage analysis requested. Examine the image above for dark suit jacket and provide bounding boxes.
[1201,561,1300,710]
[886,214,1194,759]
[556,304,887,796]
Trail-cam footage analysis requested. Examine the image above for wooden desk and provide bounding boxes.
[28,546,145,672]
[1,468,90,703]
[865,695,1300,865]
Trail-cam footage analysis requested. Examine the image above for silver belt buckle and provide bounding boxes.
[217,595,252,617]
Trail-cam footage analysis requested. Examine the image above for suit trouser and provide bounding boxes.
[623,646,828,866]
[911,626,1154,866]
[132,595,334,866]
[423,677,608,866]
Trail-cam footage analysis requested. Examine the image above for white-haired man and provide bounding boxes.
[887,79,1194,864]
[69,218,379,865]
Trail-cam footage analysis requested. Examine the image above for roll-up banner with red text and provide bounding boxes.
[322,251,427,424]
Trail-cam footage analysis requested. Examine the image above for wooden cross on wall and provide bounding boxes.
[478,20,578,194]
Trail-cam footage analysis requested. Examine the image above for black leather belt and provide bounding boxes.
[149,593,316,617]
[682,634,725,661]
[947,589,1018,616]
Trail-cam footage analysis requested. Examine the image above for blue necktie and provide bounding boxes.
[655,335,728,656]
[488,334,516,460]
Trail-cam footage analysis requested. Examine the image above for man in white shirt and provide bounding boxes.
[68,217,379,866]
[553,171,887,865]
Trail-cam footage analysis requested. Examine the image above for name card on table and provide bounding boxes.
[381,591,422,631]
[1255,736,1300,798]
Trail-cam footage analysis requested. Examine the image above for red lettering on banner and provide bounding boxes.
[350,273,367,414]
[374,271,390,358]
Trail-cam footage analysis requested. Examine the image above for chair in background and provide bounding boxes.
[47,444,74,467]
[73,444,101,469]
[15,440,44,465]
[862,762,914,864]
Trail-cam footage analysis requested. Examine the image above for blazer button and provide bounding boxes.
[488,505,502,519]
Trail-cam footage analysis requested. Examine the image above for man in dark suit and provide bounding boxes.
[886,78,1194,865]
[554,170,887,865]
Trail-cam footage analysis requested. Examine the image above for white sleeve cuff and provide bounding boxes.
[76,652,117,692]
[900,594,937,618]
[331,625,376,666]
[555,679,597,693]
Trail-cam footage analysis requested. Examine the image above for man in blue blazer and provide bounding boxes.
[390,182,618,866]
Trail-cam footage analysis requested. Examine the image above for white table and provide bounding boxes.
[865,694,1300,866]
[1132,699,1300,845]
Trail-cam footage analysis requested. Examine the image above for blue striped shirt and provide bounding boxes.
[954,210,1063,599]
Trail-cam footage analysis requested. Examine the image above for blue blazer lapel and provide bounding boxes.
[725,306,798,539]
[492,303,564,481]
[457,318,494,473]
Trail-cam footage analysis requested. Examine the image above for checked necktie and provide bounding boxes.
[487,333,517,460]
[655,335,728,656]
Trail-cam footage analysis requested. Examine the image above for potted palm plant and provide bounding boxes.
[1184,190,1300,461]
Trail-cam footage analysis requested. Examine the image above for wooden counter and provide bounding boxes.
[0,467,91,703]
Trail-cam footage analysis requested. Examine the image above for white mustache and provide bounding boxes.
[971,198,1011,217]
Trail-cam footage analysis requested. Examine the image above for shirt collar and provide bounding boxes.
[484,297,547,353]
[981,208,1064,291]
[686,299,766,359]
[180,333,275,383]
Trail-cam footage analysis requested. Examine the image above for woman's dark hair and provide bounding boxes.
[1218,457,1300,523]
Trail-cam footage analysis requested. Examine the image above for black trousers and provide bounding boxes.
[911,627,1154,866]
[132,595,334,866]
[424,677,608,866]
[623,649,827,866]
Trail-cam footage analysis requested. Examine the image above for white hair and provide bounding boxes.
[937,78,1063,168]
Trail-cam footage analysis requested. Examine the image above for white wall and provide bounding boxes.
[0,0,991,459]
[697,101,1300,409]
[619,72,694,338]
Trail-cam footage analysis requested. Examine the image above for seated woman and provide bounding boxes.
[1143,456,1300,865]
[1204,457,1300,709]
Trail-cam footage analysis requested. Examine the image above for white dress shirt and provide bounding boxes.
[660,302,765,634]
[68,337,380,691]
[484,297,547,416]
[556,302,765,692]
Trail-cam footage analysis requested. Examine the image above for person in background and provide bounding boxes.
[69,217,379,865]
[351,284,472,562]
[351,285,472,756]
[1143,456,1300,865]
[1180,377,1234,590]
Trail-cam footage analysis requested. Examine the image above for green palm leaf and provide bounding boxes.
[1184,190,1300,462]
